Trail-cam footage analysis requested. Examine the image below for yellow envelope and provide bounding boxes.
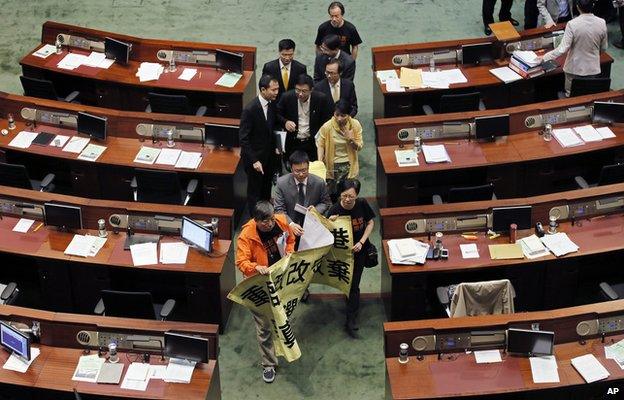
[399,67,423,89]
[488,244,524,260]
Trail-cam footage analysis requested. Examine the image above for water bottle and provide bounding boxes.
[413,135,422,154]
[108,342,119,363]
[98,219,108,238]
[548,215,558,234]
[429,56,436,72]
[168,57,177,73]
[543,123,553,142]
[399,343,409,364]
[7,114,15,130]
[167,129,175,147]
[55,37,62,54]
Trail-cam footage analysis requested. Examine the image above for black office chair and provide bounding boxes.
[0,162,55,192]
[93,290,176,320]
[0,282,19,306]
[146,92,208,116]
[19,76,80,103]
[131,168,198,205]
[575,163,624,189]
[422,92,485,115]
[558,77,611,99]
[436,279,515,317]
[599,281,624,302]
[432,183,495,204]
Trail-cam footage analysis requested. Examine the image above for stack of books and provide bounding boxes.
[508,51,544,79]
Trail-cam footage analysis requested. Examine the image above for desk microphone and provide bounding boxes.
[73,388,83,400]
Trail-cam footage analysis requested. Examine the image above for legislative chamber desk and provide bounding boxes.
[0,92,246,221]
[380,183,624,321]
[384,301,624,399]
[20,21,256,118]
[0,185,235,331]
[0,304,220,399]
[377,122,624,207]
[371,25,613,118]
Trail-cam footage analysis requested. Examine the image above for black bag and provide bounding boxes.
[364,242,379,268]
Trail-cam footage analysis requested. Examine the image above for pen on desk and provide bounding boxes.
[33,222,43,232]
[461,234,478,240]
[199,71,202,79]
[442,142,462,145]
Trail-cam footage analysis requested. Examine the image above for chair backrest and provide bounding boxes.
[20,76,58,100]
[134,168,182,204]
[101,290,157,319]
[448,183,494,203]
[439,92,481,114]
[598,163,624,186]
[449,279,515,318]
[0,162,33,189]
[148,92,192,115]
[570,77,611,97]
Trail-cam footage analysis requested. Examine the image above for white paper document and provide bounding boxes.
[164,358,196,383]
[422,144,451,163]
[573,125,602,143]
[489,66,523,83]
[65,235,98,257]
[9,131,38,149]
[518,234,550,259]
[474,349,502,364]
[120,362,151,391]
[57,53,89,70]
[159,242,190,264]
[155,148,182,166]
[77,143,107,161]
[376,69,399,84]
[388,238,429,265]
[72,354,105,382]
[596,126,616,139]
[88,237,108,257]
[50,134,70,148]
[552,128,584,148]
[298,210,335,251]
[215,72,242,88]
[460,243,480,259]
[439,68,467,84]
[421,71,448,89]
[540,232,579,257]
[2,347,40,373]
[12,219,35,233]
[136,62,164,82]
[175,151,202,169]
[134,147,162,165]
[513,50,541,67]
[395,149,419,167]
[82,51,107,68]
[178,68,197,81]
[62,136,90,154]
[130,242,158,266]
[385,77,405,92]
[530,355,560,383]
[33,44,57,58]
[571,354,610,383]
[149,365,167,380]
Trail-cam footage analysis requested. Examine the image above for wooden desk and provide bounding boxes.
[377,124,624,207]
[20,21,257,118]
[0,305,220,399]
[0,92,246,222]
[374,90,624,146]
[371,25,614,118]
[384,301,624,399]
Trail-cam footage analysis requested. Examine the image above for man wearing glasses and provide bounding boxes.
[313,34,356,84]
[277,74,334,162]
[314,59,358,117]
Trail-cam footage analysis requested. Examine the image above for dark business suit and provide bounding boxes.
[482,0,513,27]
[274,173,331,225]
[261,59,307,99]
[313,52,355,84]
[239,96,277,213]
[314,78,358,117]
[276,89,334,161]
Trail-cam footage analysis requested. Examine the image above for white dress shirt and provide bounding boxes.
[258,94,269,120]
[297,98,311,139]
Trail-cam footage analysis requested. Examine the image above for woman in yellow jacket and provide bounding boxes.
[316,99,363,199]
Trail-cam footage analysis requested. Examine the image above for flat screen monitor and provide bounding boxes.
[507,328,554,356]
[492,206,532,233]
[164,331,209,363]
[475,114,510,141]
[104,37,131,65]
[215,49,243,74]
[462,42,495,65]
[44,202,83,231]
[181,216,213,253]
[0,322,30,361]
[204,123,237,149]
[77,112,107,141]
[593,101,624,124]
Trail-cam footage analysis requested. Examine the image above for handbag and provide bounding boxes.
[364,242,379,268]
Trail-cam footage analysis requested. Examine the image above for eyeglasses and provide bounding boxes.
[295,88,310,94]
[340,194,356,200]
[292,168,308,175]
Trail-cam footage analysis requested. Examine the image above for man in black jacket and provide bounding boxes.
[314,59,357,117]
[277,74,334,162]
[313,34,355,84]
[262,39,307,99]
[239,75,279,214]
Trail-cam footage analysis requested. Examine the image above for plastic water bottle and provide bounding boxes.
[167,129,175,147]
[108,342,119,363]
[55,38,62,54]
[414,135,422,154]
[399,343,409,364]
[543,123,553,142]
[429,57,436,72]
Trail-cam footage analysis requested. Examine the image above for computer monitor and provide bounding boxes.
[164,331,209,363]
[0,322,31,361]
[204,123,237,149]
[104,37,131,65]
[491,206,532,233]
[181,217,213,253]
[77,112,107,141]
[593,101,624,124]
[475,114,510,141]
[507,328,554,356]
[215,49,243,74]
[461,42,495,65]
[44,203,83,231]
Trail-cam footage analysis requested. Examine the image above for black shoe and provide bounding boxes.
[345,323,360,339]
[507,18,519,26]
[347,318,359,331]
[300,288,310,303]
[613,40,624,50]
[484,26,492,36]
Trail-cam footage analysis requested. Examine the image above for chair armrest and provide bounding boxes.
[0,282,17,301]
[160,299,176,320]
[183,179,199,206]
[195,105,208,117]
[64,91,80,103]
[432,194,443,205]
[145,104,152,113]
[557,91,567,100]
[478,100,486,111]
[94,299,105,315]
[575,175,589,189]
[40,173,56,191]
[422,104,434,115]
[436,286,450,305]
[130,177,138,201]
[600,282,619,301]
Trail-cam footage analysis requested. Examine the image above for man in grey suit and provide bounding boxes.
[537,0,574,27]
[540,0,608,96]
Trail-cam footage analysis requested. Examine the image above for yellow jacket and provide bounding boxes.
[317,117,363,179]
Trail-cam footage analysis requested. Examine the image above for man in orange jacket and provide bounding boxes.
[235,200,295,383]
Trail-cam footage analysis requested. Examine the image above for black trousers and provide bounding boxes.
[482,0,513,26]
[285,136,318,163]
[245,159,275,215]
[619,5,624,42]
[524,0,538,29]
[346,250,365,323]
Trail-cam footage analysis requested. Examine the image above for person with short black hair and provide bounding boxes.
[314,59,357,117]
[327,179,375,338]
[482,0,519,35]
[262,39,307,99]
[313,34,355,83]
[314,1,362,59]
[277,74,334,161]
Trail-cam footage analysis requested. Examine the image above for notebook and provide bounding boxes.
[96,362,124,384]
[571,354,609,383]
[31,132,56,146]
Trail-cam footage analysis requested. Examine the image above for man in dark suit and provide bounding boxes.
[482,0,519,35]
[314,59,357,117]
[262,39,307,99]
[277,74,334,162]
[313,34,355,84]
[239,74,279,214]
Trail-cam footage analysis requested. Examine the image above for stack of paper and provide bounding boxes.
[77,143,107,162]
[33,44,57,59]
[596,127,616,139]
[552,128,584,148]
[388,238,429,265]
[164,358,196,383]
[489,66,522,83]
[62,136,90,154]
[513,51,541,68]
[385,77,405,92]
[395,149,419,167]
[134,147,162,165]
[518,234,550,259]
[57,53,89,70]
[121,362,151,391]
[8,131,38,149]
[178,68,198,81]
[2,348,40,373]
[399,67,423,89]
[422,144,451,163]
[12,219,35,233]
[215,72,242,88]
[72,354,105,382]
[573,125,602,143]
[421,71,448,89]
[376,69,399,84]
[136,62,164,82]
[159,242,190,264]
[540,232,579,257]
[474,349,502,363]
[571,354,610,383]
[488,243,524,259]
[175,151,202,169]
[50,134,70,148]
[156,148,182,165]
[605,338,624,369]
[64,235,107,257]
[130,242,158,266]
[530,355,560,383]
[460,243,480,259]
